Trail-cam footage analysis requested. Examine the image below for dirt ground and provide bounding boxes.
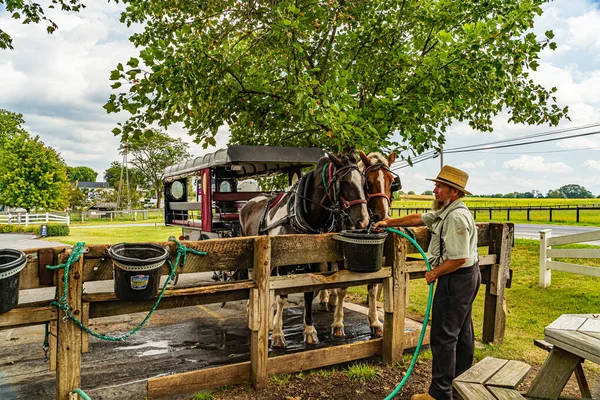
[205,358,599,400]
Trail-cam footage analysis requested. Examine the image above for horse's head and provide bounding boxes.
[358,150,400,222]
[325,150,370,230]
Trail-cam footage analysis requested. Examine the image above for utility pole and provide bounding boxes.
[116,142,131,211]
[439,145,444,169]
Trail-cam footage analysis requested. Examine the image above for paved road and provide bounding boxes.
[0,234,66,250]
[513,223,600,245]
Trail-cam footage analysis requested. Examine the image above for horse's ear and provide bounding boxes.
[358,150,371,168]
[347,149,358,164]
[387,152,397,166]
[326,152,343,168]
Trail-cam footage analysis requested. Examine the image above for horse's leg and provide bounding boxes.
[317,262,330,311]
[327,261,340,310]
[331,286,347,338]
[271,294,287,348]
[367,283,384,337]
[303,291,319,345]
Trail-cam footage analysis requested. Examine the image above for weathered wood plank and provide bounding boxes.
[147,340,382,399]
[454,356,508,384]
[547,261,600,279]
[56,251,83,400]
[548,230,600,246]
[486,360,531,388]
[271,233,343,266]
[405,254,497,274]
[547,248,600,259]
[250,236,270,389]
[147,361,251,399]
[578,318,600,334]
[545,328,600,365]
[0,306,57,329]
[270,268,391,292]
[546,314,587,331]
[403,223,492,254]
[88,289,251,319]
[49,320,57,371]
[452,381,496,400]
[383,233,406,365]
[483,223,513,344]
[19,247,69,289]
[526,346,582,399]
[486,386,526,400]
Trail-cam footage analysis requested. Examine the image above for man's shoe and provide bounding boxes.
[411,394,435,400]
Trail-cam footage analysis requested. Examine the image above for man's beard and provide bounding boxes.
[431,195,451,211]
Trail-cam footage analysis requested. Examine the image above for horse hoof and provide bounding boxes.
[370,326,384,337]
[318,302,330,312]
[271,335,286,348]
[331,326,345,338]
[304,333,319,345]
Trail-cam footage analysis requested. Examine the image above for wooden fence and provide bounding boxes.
[539,229,600,288]
[0,222,513,400]
[393,205,600,223]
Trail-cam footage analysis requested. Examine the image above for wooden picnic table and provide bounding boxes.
[527,314,597,399]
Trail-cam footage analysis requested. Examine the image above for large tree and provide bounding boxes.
[127,130,191,208]
[103,161,144,189]
[67,166,98,183]
[557,184,594,199]
[105,0,567,156]
[0,132,69,212]
[0,0,86,50]
[0,109,27,145]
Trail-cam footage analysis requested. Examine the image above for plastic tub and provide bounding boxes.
[0,249,27,314]
[334,230,388,272]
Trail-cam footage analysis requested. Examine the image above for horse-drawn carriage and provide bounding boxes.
[163,145,324,241]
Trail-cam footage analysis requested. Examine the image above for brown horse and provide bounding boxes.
[317,150,399,337]
[240,150,369,348]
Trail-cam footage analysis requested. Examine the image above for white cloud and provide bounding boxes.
[503,155,573,174]
[457,160,485,169]
[584,160,600,170]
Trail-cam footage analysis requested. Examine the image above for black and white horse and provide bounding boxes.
[240,150,369,348]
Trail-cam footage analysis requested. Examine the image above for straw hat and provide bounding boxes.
[426,165,471,195]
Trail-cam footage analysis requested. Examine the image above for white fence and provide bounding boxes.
[0,213,70,227]
[539,229,600,287]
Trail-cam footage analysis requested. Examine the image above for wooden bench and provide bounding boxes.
[453,356,531,400]
[532,339,592,399]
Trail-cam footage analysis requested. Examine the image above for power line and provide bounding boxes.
[459,146,600,155]
[391,125,600,171]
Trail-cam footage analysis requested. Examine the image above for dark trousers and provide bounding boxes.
[428,264,481,400]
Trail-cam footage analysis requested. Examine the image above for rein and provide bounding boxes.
[364,163,400,204]
[321,162,368,212]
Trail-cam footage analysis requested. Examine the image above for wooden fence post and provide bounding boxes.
[383,232,407,365]
[482,223,513,344]
[56,250,83,400]
[249,236,271,389]
[539,229,552,288]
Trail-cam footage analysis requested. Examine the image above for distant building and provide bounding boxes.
[88,202,118,211]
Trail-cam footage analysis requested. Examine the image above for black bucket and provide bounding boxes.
[107,243,170,301]
[0,249,27,314]
[334,230,388,272]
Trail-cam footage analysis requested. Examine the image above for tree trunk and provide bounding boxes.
[155,183,162,209]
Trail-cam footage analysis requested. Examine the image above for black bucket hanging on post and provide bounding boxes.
[0,249,27,314]
[334,230,388,272]
[108,243,170,301]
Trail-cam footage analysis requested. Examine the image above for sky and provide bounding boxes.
[1,1,600,196]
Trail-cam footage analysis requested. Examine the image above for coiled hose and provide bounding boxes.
[384,227,434,400]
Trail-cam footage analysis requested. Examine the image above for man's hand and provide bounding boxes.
[373,220,389,230]
[425,269,439,285]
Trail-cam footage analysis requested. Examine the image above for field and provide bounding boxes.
[49,225,182,245]
[392,197,600,225]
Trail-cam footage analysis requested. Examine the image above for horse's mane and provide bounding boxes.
[357,151,388,169]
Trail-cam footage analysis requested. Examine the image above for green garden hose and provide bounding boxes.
[384,227,434,400]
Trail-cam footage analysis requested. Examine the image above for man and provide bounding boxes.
[374,165,480,400]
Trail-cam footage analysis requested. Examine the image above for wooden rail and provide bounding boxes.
[0,223,513,399]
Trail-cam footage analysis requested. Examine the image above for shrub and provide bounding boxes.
[0,224,14,233]
[0,224,38,234]
[42,224,70,237]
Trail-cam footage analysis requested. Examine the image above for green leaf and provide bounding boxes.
[549,42,557,50]
[111,82,122,89]
[545,30,555,39]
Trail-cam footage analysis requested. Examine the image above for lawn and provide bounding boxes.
[45,225,182,245]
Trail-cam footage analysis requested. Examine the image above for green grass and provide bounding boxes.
[345,362,380,381]
[42,225,182,245]
[350,238,600,367]
[271,373,292,386]
[192,391,213,400]
[310,367,337,378]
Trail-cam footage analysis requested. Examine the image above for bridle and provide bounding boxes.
[322,162,368,213]
[363,163,401,205]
